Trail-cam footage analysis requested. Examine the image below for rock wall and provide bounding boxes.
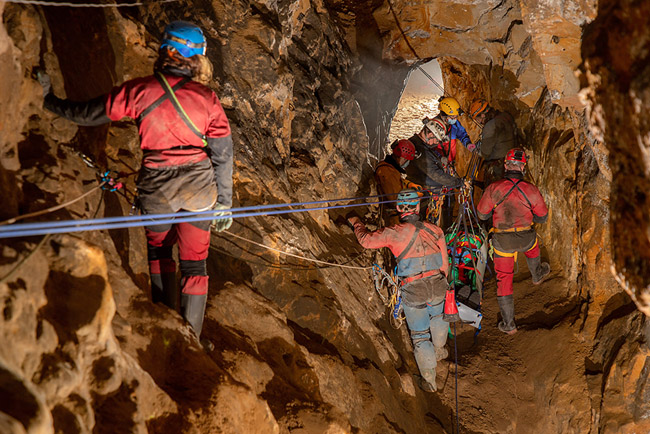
[0,0,648,433]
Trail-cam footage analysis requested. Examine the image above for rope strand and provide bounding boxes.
[0,183,105,226]
[222,230,372,271]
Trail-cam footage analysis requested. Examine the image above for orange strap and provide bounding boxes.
[492,224,533,234]
[492,238,538,258]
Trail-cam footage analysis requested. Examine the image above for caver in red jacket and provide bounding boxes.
[477,170,549,296]
[44,68,233,339]
[351,214,449,307]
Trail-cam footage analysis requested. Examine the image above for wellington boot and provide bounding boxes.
[181,293,207,337]
[151,272,178,310]
[497,295,517,335]
[527,255,551,285]
[416,374,437,393]
[435,346,448,361]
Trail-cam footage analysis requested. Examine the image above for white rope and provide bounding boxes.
[1,0,179,7]
[0,182,106,226]
[222,230,372,271]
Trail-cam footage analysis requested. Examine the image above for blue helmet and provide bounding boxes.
[397,189,420,209]
[160,21,206,58]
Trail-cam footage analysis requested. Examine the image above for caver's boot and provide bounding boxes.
[497,294,517,335]
[526,255,551,285]
[151,272,178,310]
[181,293,213,351]
[435,346,448,361]
[417,369,437,392]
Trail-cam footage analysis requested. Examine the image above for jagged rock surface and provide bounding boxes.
[0,0,648,433]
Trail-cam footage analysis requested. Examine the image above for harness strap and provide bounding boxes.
[492,178,532,211]
[137,77,190,123]
[492,237,538,258]
[395,224,422,263]
[492,224,533,234]
[395,222,442,283]
[154,72,208,147]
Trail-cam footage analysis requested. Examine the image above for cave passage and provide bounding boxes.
[0,1,649,433]
[388,59,444,146]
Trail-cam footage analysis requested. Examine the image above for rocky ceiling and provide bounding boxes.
[0,0,648,433]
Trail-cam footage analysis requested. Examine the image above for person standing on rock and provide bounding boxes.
[38,21,233,349]
[375,139,421,226]
[469,99,517,188]
[348,189,450,392]
[476,149,550,335]
[404,117,469,229]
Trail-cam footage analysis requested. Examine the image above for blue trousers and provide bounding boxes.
[403,300,447,387]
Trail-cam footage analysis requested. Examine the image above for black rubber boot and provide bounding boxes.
[497,295,517,335]
[527,255,551,285]
[152,272,178,310]
[181,293,207,337]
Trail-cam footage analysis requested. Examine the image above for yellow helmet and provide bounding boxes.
[439,97,461,116]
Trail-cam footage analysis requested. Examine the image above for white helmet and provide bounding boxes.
[423,118,449,142]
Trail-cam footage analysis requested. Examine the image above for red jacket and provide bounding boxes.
[353,215,449,282]
[477,173,548,229]
[44,71,234,206]
[105,73,231,168]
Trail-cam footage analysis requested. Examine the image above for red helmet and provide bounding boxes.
[393,139,416,160]
[505,148,527,164]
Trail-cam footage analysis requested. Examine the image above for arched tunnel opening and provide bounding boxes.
[0,1,649,434]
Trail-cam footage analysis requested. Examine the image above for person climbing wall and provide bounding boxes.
[347,189,450,392]
[375,139,421,226]
[404,117,468,230]
[39,21,234,350]
[476,148,550,335]
[469,99,517,188]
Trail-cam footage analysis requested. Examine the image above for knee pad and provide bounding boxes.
[410,328,431,346]
[180,259,207,277]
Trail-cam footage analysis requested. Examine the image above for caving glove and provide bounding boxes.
[211,203,233,232]
[36,69,51,98]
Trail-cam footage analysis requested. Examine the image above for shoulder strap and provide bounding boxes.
[395,223,422,263]
[154,72,208,146]
[492,178,519,210]
[513,182,533,210]
[137,76,190,123]
[493,178,533,211]
[420,223,440,241]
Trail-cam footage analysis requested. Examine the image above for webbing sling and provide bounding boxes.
[154,72,209,147]
[492,178,533,211]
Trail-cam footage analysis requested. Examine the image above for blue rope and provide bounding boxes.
[0,199,402,238]
[1,189,457,234]
[0,189,455,238]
